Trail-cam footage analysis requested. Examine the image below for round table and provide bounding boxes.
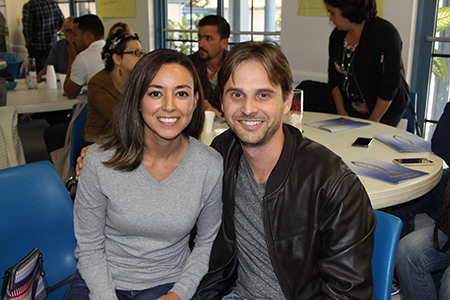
[200,112,443,209]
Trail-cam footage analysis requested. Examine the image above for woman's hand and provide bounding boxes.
[75,145,90,180]
[156,292,181,300]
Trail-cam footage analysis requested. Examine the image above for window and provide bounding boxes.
[159,0,282,54]
[56,0,96,18]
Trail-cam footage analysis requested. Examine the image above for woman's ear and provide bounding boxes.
[194,91,199,108]
[112,53,122,66]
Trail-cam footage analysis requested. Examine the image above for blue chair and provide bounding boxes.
[0,161,77,300]
[65,102,87,197]
[372,210,403,300]
[402,92,421,136]
[0,52,17,63]
[4,60,24,79]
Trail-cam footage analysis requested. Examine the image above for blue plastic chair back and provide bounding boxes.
[372,210,403,300]
[0,52,17,64]
[70,103,88,176]
[0,161,77,300]
[4,60,24,79]
[403,92,419,135]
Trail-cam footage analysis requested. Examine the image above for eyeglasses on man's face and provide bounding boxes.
[122,50,146,57]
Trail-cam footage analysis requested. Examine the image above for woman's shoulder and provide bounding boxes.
[366,17,401,37]
[89,69,112,85]
[85,143,115,165]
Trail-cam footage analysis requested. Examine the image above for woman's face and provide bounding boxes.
[140,63,198,142]
[118,39,143,74]
[325,3,352,30]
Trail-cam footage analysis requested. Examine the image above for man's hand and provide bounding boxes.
[66,43,78,61]
[75,145,90,180]
[204,99,222,118]
[156,292,181,300]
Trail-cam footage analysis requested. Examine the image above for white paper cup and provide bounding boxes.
[203,111,215,132]
[58,74,67,84]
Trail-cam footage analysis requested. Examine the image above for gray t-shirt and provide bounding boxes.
[74,138,223,300]
[231,156,286,299]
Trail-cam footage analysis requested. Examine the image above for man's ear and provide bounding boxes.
[283,91,293,115]
[220,38,229,50]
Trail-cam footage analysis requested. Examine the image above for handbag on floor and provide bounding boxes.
[1,249,74,300]
[434,178,450,252]
[49,102,87,183]
[1,248,46,300]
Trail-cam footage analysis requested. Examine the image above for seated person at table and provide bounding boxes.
[37,16,75,82]
[107,22,133,38]
[194,41,376,299]
[391,101,450,239]
[64,49,223,300]
[83,30,143,144]
[395,103,450,300]
[64,14,105,99]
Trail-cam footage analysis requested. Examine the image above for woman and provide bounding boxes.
[107,22,133,38]
[325,0,410,126]
[84,29,144,143]
[64,50,223,300]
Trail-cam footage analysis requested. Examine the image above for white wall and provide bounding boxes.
[280,0,418,86]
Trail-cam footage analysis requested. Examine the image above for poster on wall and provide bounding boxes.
[297,0,384,17]
[98,0,136,18]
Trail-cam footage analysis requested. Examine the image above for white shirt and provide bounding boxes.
[70,40,106,86]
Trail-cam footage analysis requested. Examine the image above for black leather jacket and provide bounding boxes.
[194,124,376,300]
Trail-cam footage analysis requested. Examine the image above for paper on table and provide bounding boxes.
[374,134,432,152]
[346,157,429,184]
[305,117,370,132]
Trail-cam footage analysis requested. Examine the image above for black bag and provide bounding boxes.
[1,249,74,300]
[434,178,450,252]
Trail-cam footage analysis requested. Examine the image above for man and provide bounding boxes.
[22,0,65,73]
[0,11,6,52]
[37,16,75,82]
[189,15,229,119]
[195,41,376,299]
[63,14,105,99]
[76,41,376,299]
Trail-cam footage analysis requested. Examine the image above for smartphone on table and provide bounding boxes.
[352,137,374,148]
[392,158,434,166]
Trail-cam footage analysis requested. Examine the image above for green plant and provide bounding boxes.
[168,14,202,55]
[433,6,450,82]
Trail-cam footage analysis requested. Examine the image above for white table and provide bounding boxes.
[201,112,443,209]
[6,79,86,114]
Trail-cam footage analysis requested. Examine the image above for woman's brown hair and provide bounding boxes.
[101,49,205,172]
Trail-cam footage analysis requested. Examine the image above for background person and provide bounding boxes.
[37,16,75,82]
[325,0,410,126]
[64,49,223,300]
[394,101,450,300]
[83,29,144,144]
[107,22,133,38]
[189,15,229,119]
[64,14,105,99]
[22,0,65,73]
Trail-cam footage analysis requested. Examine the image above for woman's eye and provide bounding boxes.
[177,91,189,97]
[148,91,160,97]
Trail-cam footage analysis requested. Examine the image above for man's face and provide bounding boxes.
[62,19,74,42]
[221,60,291,148]
[197,25,227,61]
[71,23,88,53]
